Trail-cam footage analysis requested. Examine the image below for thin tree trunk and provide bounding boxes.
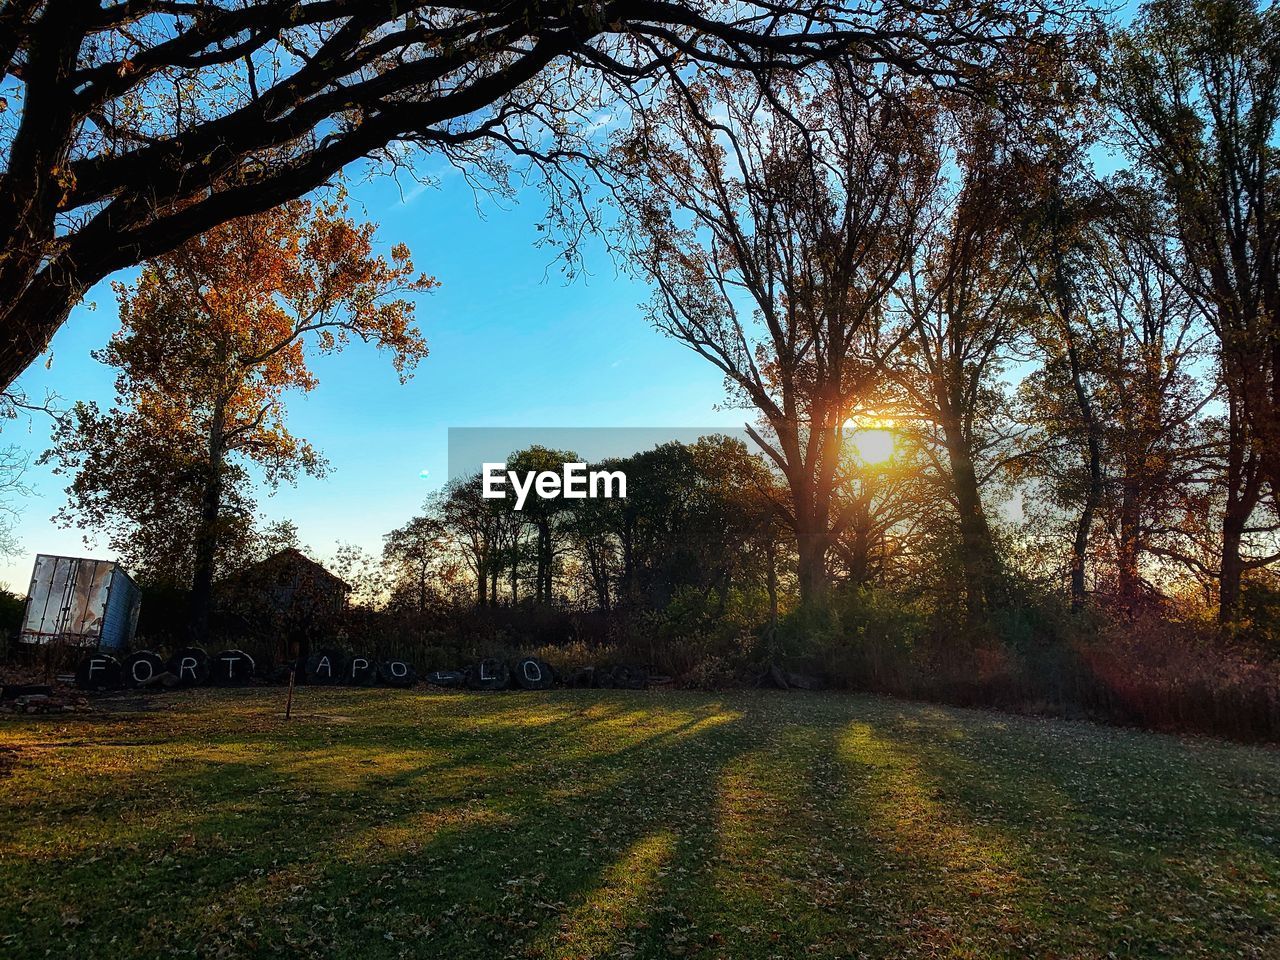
[538,522,552,603]
[1220,504,1246,622]
[620,516,636,605]
[188,397,228,644]
[1065,334,1103,611]
[765,538,779,626]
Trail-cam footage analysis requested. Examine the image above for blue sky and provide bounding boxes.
[0,163,745,591]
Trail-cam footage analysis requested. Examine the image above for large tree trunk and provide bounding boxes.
[1116,473,1142,604]
[188,399,228,644]
[795,536,827,607]
[938,404,1001,618]
[1220,383,1262,622]
[791,473,829,608]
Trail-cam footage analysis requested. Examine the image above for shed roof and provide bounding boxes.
[224,548,351,592]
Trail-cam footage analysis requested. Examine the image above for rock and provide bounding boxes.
[611,665,648,690]
[1,684,53,700]
[762,665,823,691]
[167,647,211,686]
[76,654,122,691]
[465,658,510,691]
[305,650,345,685]
[210,649,255,686]
[424,670,465,688]
[784,671,823,691]
[344,654,377,686]
[377,660,417,688]
[512,657,554,691]
[122,651,166,689]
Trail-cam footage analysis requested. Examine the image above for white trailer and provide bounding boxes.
[19,554,141,652]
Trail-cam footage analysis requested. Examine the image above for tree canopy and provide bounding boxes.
[0,0,1083,393]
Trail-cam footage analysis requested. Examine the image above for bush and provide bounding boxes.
[160,571,1280,742]
[800,587,926,691]
[0,586,24,639]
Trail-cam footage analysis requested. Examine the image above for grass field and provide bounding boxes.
[1,689,1277,959]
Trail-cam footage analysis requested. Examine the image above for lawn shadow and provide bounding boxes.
[847,700,1280,956]
[2,690,753,959]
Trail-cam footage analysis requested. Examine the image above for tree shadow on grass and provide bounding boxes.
[1,690,751,960]
[840,700,1280,957]
[9,690,1275,960]
[180,695,748,959]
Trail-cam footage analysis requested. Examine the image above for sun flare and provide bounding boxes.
[847,426,896,465]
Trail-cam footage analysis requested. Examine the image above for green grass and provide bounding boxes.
[1,689,1278,959]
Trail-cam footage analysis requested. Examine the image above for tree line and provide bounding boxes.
[383,0,1280,637]
[386,439,783,617]
[3,0,1279,669]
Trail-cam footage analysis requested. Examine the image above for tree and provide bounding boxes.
[48,392,262,585]
[1108,0,1280,538]
[437,476,518,608]
[614,61,941,606]
[564,460,626,610]
[0,1,1058,393]
[892,104,1033,616]
[423,437,787,614]
[383,515,447,612]
[606,438,777,610]
[1086,200,1216,609]
[0,444,30,558]
[1020,168,1110,610]
[506,445,579,604]
[1016,180,1230,613]
[45,199,430,640]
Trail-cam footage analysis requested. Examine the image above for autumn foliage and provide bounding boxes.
[46,199,434,639]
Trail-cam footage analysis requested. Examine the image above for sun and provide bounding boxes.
[846,426,896,465]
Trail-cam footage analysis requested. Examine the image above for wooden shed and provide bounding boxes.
[217,549,351,664]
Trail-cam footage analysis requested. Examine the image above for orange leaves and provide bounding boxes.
[112,197,431,428]
[69,198,435,566]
